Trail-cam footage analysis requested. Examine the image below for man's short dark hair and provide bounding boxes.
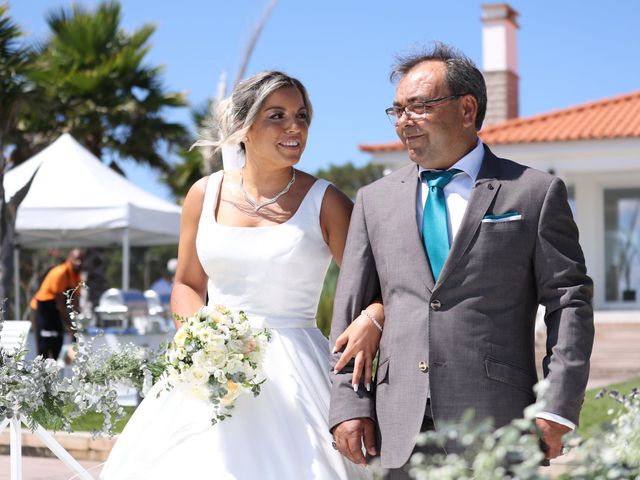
[390,42,487,130]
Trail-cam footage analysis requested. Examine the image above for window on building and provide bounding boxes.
[604,188,640,303]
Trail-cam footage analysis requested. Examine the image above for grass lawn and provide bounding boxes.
[578,377,639,437]
[37,406,136,434]
[70,406,136,433]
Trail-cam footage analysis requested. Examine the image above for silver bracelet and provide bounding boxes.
[361,309,383,332]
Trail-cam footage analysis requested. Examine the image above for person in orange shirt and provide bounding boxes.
[31,248,85,359]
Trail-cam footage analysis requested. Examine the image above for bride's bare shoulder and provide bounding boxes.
[182,176,213,220]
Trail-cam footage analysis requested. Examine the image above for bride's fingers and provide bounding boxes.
[334,343,355,373]
[352,351,364,389]
[364,356,373,389]
[332,332,348,354]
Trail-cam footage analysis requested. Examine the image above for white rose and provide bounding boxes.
[204,335,226,353]
[191,349,207,368]
[198,328,214,344]
[227,339,245,353]
[217,324,230,338]
[225,358,244,375]
[173,326,188,348]
[199,305,215,317]
[190,321,207,339]
[243,361,257,379]
[236,321,251,337]
[202,351,225,372]
[186,365,209,384]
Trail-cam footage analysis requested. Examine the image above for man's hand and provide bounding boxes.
[536,418,571,459]
[332,417,376,465]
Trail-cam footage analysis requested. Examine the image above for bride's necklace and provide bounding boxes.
[240,167,296,212]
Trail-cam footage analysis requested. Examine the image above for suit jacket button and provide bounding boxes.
[430,299,441,311]
[418,361,429,372]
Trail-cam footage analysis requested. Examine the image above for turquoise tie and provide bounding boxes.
[421,169,460,281]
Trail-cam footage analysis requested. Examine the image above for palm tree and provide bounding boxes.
[0,4,31,161]
[13,1,190,307]
[0,5,38,318]
[15,1,188,171]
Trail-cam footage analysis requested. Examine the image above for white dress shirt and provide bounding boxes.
[416,138,575,430]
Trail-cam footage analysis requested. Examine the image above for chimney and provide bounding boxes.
[481,3,519,125]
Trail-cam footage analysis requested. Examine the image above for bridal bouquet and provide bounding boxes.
[166,305,271,424]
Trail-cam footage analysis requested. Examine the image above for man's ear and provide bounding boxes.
[460,94,478,129]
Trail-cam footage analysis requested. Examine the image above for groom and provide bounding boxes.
[329,43,594,478]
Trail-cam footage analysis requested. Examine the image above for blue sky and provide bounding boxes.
[10,0,640,201]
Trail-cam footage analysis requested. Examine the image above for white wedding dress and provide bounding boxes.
[100,171,371,480]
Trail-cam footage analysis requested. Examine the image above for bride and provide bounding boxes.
[99,71,382,479]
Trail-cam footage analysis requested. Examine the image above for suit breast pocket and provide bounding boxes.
[479,219,525,233]
[475,219,531,260]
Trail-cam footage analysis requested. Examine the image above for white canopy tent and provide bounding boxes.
[3,133,182,317]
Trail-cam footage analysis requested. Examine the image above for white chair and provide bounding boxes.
[0,320,94,480]
[0,320,31,354]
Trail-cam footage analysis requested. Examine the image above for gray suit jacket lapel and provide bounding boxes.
[436,147,501,287]
[396,165,436,292]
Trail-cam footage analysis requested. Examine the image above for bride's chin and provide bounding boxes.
[276,145,304,159]
[279,154,302,166]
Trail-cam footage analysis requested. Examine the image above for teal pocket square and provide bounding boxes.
[482,211,522,223]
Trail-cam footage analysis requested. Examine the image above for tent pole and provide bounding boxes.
[122,228,130,291]
[13,246,20,319]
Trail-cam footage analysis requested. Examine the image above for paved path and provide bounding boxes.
[0,455,103,479]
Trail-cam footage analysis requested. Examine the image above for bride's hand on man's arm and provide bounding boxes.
[332,302,384,391]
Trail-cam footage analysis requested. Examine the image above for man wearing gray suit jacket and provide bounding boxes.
[329,43,594,478]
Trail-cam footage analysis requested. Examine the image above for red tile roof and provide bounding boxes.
[358,90,640,152]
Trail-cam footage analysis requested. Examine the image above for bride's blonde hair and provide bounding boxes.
[203,71,313,153]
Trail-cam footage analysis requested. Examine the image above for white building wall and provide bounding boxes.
[490,139,640,312]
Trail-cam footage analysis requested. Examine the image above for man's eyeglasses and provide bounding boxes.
[385,94,466,125]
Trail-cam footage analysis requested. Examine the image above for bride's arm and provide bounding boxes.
[320,185,382,389]
[170,177,209,327]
